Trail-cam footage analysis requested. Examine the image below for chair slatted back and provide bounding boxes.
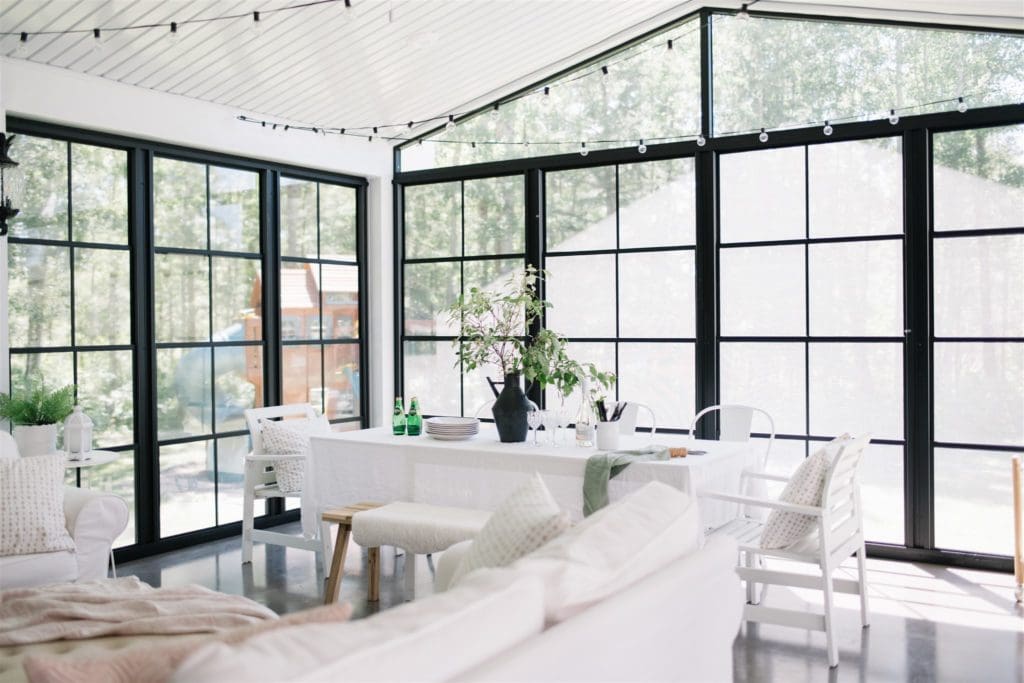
[821,434,871,544]
[244,404,321,456]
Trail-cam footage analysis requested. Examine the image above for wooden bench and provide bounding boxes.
[323,502,384,604]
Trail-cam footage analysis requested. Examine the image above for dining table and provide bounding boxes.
[303,423,760,538]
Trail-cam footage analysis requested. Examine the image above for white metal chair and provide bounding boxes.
[702,433,872,668]
[689,404,775,466]
[241,404,331,574]
[615,402,657,436]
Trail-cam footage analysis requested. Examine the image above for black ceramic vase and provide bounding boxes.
[492,373,530,443]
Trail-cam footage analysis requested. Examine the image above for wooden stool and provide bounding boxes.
[323,502,383,604]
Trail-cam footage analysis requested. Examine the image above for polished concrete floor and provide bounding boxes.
[120,523,1024,683]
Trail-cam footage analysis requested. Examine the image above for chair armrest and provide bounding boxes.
[64,487,129,581]
[699,491,823,517]
[742,469,791,483]
[244,452,306,463]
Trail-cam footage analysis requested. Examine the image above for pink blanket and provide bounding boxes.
[0,577,277,646]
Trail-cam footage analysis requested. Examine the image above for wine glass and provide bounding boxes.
[556,405,571,446]
[527,409,543,446]
[541,410,559,446]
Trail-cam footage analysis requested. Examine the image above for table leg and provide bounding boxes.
[404,550,416,601]
[324,523,351,604]
[367,547,380,602]
[76,468,82,488]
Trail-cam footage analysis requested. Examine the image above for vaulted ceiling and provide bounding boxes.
[2,0,1021,142]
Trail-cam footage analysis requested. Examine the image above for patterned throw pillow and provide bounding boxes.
[759,435,850,550]
[0,454,75,557]
[258,418,327,495]
[450,473,570,586]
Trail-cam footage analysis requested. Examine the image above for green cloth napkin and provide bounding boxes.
[583,446,670,517]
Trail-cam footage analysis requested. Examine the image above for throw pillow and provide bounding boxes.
[22,602,353,683]
[258,418,327,495]
[449,473,570,586]
[759,434,851,549]
[0,454,74,557]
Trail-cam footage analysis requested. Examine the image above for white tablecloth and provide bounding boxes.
[304,426,757,536]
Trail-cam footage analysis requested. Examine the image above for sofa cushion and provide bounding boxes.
[435,540,473,593]
[258,417,329,494]
[0,455,75,558]
[0,551,77,591]
[449,473,570,587]
[172,569,545,683]
[510,481,701,623]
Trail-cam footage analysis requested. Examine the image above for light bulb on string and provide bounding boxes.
[170,22,179,42]
[16,32,29,56]
[491,104,500,118]
[601,65,609,76]
[580,142,588,157]
[91,28,105,54]
[957,97,968,113]
[888,109,899,125]
[823,121,833,136]
[696,134,706,147]
[445,114,456,130]
[737,4,751,20]
[758,128,768,143]
[637,139,647,154]
[542,86,550,103]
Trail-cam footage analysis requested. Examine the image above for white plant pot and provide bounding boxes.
[13,423,59,457]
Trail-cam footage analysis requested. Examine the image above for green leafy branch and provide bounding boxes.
[0,385,76,426]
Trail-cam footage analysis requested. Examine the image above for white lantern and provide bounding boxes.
[63,405,94,460]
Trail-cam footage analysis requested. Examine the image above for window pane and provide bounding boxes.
[720,147,804,243]
[400,17,700,170]
[9,352,73,398]
[721,342,806,436]
[544,342,616,412]
[74,248,131,346]
[720,245,805,336]
[282,345,323,410]
[321,264,360,340]
[545,255,616,337]
[619,251,694,338]
[77,350,134,448]
[155,253,210,342]
[216,436,255,525]
[209,166,259,253]
[808,240,903,337]
[462,258,527,337]
[9,134,67,240]
[463,352,507,419]
[619,343,694,430]
[860,443,904,545]
[214,346,261,433]
[160,441,216,538]
[8,244,71,348]
[934,342,1023,446]
[464,176,524,256]
[405,182,461,259]
[808,138,902,238]
[546,166,616,251]
[809,343,904,440]
[934,234,1024,338]
[713,14,1024,135]
[71,143,128,244]
[935,448,1017,555]
[619,158,695,248]
[320,183,357,257]
[280,177,318,258]
[154,158,207,249]
[403,340,461,417]
[934,125,1024,231]
[157,347,212,441]
[212,257,261,340]
[324,344,360,420]
[404,261,460,336]
[280,262,319,341]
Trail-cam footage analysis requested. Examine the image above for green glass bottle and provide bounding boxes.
[406,396,422,436]
[392,396,406,435]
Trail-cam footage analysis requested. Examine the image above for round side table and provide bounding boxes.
[60,450,120,487]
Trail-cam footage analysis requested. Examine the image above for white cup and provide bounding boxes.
[596,421,620,451]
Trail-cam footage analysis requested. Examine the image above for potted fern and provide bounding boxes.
[0,385,76,456]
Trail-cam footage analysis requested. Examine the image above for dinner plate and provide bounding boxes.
[427,433,478,441]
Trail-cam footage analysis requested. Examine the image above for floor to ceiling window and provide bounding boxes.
[7,134,136,547]
[6,121,368,556]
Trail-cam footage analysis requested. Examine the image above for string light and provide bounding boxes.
[888,109,900,125]
[737,4,751,20]
[91,28,104,54]
[758,127,768,143]
[491,104,500,117]
[251,11,263,36]
[170,22,179,41]
[696,134,706,147]
[601,65,609,76]
[445,115,456,130]
[638,139,647,154]
[543,86,550,103]
[957,96,968,113]
[16,32,28,55]
[667,39,673,50]
[823,120,833,136]
[580,142,588,156]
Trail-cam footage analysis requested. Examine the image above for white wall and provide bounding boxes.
[0,57,394,425]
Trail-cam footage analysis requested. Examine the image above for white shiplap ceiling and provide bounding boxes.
[1,0,1021,141]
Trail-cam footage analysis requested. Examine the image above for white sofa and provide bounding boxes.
[174,482,744,683]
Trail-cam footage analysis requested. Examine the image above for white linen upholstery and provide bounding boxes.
[449,473,570,586]
[352,503,491,555]
[435,540,473,593]
[0,432,18,460]
[0,455,75,557]
[0,550,78,590]
[454,535,742,683]
[172,569,546,683]
[510,480,703,622]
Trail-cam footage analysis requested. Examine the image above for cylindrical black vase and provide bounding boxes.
[492,373,530,442]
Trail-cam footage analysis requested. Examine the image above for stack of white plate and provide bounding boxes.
[425,416,480,441]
